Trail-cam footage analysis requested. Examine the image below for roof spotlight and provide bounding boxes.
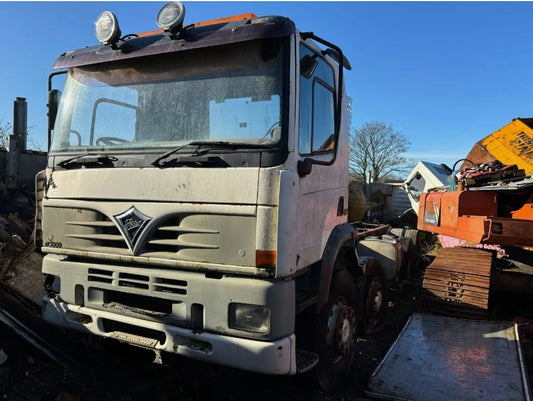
[156,2,186,33]
[95,10,121,46]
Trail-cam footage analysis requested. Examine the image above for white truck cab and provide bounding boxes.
[38,2,394,390]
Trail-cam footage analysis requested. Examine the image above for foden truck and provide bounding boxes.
[37,2,407,390]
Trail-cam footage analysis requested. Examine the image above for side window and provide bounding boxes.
[299,44,336,155]
[313,83,335,151]
[406,173,426,202]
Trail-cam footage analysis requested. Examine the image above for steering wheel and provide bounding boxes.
[70,130,82,146]
[95,136,130,146]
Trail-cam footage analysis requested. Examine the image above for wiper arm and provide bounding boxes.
[170,155,228,168]
[151,141,203,167]
[151,141,274,167]
[56,153,117,168]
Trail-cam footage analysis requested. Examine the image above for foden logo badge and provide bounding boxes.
[45,234,62,248]
[114,206,152,254]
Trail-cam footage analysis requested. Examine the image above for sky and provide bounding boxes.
[2,1,533,170]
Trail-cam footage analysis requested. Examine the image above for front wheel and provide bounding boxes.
[315,269,358,392]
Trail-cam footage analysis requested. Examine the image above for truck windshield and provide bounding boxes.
[50,38,285,154]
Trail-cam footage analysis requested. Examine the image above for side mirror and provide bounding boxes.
[323,48,352,70]
[300,55,318,79]
[48,89,60,131]
[297,158,313,177]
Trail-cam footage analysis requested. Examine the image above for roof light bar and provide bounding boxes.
[193,12,256,28]
[95,11,121,46]
[156,2,186,33]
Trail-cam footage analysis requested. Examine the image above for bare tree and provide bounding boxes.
[349,121,411,183]
[0,119,43,151]
[0,118,11,150]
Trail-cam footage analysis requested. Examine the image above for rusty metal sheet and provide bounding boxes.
[421,247,492,319]
[461,118,533,175]
[366,313,531,401]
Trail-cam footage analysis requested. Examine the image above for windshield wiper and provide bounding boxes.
[56,153,118,168]
[150,141,203,167]
[151,141,274,167]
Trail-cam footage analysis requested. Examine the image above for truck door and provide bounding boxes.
[295,43,347,269]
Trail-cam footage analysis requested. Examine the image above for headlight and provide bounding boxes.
[229,303,271,334]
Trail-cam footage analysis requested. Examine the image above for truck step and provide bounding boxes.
[421,247,493,319]
[295,349,319,374]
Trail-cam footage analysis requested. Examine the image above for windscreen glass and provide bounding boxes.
[51,38,285,153]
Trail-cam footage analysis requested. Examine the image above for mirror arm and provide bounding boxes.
[47,70,67,151]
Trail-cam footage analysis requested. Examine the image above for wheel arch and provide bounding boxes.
[315,223,361,313]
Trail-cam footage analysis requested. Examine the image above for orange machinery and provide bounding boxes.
[419,188,533,247]
[417,169,533,319]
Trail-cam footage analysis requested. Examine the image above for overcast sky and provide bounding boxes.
[2,1,532,169]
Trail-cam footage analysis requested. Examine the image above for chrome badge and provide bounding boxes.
[114,206,152,254]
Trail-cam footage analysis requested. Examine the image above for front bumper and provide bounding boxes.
[43,296,297,375]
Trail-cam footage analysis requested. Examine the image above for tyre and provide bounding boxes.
[359,259,388,335]
[392,228,419,282]
[314,269,358,392]
[398,237,414,281]
[402,229,420,281]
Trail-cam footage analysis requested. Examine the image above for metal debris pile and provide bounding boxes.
[0,189,44,303]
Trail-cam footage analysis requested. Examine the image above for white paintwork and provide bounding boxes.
[289,36,350,270]
[403,161,451,213]
[276,170,299,276]
[46,167,261,205]
[43,296,297,375]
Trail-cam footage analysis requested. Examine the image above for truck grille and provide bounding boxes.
[88,268,188,296]
[45,206,256,266]
[145,218,219,253]
[65,214,220,254]
[66,216,126,248]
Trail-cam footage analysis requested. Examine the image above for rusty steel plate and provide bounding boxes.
[366,313,531,401]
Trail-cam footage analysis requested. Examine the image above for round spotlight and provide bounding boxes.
[156,2,186,32]
[95,11,121,45]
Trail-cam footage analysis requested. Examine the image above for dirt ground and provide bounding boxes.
[3,245,533,401]
[0,270,419,401]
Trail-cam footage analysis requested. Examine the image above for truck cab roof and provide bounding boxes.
[52,15,296,70]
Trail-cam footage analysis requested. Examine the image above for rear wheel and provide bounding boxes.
[359,259,388,335]
[315,269,358,392]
